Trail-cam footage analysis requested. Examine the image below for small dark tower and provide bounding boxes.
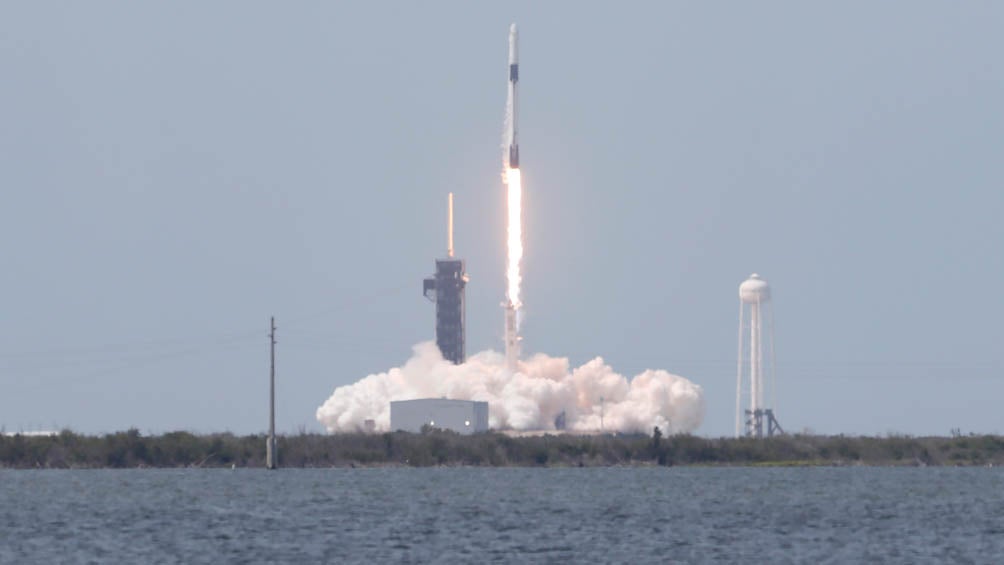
[423,193,468,364]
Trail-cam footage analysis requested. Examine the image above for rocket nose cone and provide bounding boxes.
[510,23,518,36]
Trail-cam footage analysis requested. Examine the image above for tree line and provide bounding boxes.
[2,428,1003,468]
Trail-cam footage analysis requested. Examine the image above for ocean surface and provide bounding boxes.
[2,467,1003,563]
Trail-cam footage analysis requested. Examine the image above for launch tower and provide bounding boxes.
[424,194,468,364]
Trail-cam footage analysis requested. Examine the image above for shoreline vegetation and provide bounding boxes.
[2,428,1002,469]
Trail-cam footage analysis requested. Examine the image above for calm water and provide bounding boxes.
[2,467,1003,563]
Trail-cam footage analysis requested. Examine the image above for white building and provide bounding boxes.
[390,399,489,434]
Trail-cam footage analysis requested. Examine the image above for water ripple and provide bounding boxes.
[2,467,1003,563]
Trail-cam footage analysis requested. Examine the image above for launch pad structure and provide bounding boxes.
[424,193,468,364]
[746,408,783,438]
[503,302,519,371]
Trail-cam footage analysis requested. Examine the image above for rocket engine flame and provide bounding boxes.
[505,167,523,311]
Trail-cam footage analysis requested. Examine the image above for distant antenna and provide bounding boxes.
[266,317,277,469]
[447,192,454,258]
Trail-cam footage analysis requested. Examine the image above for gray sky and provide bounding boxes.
[1,2,1001,437]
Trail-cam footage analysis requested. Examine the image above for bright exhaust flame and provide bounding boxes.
[505,167,523,311]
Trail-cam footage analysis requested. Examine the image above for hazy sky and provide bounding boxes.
[2,3,1001,437]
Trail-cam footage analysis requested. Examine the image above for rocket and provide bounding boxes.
[503,23,522,372]
[507,23,519,169]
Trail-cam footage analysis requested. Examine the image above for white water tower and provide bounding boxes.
[736,274,783,438]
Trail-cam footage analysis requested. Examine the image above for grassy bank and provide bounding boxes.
[2,429,1002,469]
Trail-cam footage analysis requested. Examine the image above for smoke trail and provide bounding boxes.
[316,342,705,434]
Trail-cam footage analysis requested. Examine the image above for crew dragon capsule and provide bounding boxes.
[507,23,519,169]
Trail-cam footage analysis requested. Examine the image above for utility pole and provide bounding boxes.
[266,316,277,470]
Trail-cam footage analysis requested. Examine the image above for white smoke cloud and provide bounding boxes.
[316,342,705,434]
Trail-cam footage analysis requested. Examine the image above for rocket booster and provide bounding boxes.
[507,23,519,169]
[503,23,521,372]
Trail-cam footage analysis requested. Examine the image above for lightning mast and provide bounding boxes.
[423,193,468,364]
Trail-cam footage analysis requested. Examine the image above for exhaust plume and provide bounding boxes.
[316,342,705,434]
[505,167,523,311]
